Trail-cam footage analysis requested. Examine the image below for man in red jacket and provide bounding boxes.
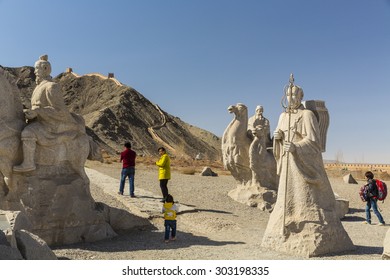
[118,142,136,197]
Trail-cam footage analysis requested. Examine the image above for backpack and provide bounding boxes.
[359,185,368,202]
[375,179,387,201]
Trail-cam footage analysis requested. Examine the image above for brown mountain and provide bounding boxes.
[1,66,221,160]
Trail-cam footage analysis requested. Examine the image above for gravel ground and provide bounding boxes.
[52,161,390,260]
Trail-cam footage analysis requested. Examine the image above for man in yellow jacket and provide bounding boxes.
[156,147,171,202]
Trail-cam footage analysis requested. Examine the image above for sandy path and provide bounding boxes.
[52,161,389,260]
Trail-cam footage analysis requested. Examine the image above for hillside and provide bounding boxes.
[1,66,221,160]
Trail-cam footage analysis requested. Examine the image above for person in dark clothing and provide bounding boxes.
[118,142,136,197]
[363,171,385,225]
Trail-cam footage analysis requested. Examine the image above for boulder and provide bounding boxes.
[0,210,56,260]
[334,193,349,219]
[200,167,218,177]
[343,173,358,184]
[15,230,57,260]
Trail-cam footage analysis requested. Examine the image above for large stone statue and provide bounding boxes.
[1,55,115,246]
[13,55,92,184]
[261,75,354,257]
[222,103,278,211]
[0,68,25,199]
[222,103,252,184]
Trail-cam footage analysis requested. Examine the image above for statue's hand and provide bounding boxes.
[24,109,37,119]
[284,141,296,153]
[273,129,283,140]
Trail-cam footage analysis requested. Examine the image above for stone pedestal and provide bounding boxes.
[6,163,116,246]
[228,182,277,211]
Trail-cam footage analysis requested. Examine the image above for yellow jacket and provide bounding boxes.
[162,202,177,220]
[156,153,171,180]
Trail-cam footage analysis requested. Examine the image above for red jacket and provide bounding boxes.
[120,148,136,168]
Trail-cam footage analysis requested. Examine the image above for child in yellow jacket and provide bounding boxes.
[162,194,178,243]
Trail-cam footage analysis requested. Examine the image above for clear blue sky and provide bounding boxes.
[1,0,389,163]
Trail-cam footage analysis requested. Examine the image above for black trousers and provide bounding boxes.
[159,179,169,198]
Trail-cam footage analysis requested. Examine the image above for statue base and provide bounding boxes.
[228,181,277,212]
[4,162,116,246]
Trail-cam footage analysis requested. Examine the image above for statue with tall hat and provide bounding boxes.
[260,74,354,257]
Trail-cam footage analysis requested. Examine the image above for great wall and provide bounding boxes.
[325,163,390,174]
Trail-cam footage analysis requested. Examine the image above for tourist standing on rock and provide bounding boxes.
[118,142,136,197]
[362,171,385,226]
[162,194,178,243]
[156,147,171,202]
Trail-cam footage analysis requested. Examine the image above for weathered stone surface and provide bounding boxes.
[383,228,390,259]
[9,170,116,245]
[15,230,57,260]
[228,182,277,211]
[334,193,350,219]
[0,244,23,260]
[0,68,25,202]
[248,122,278,191]
[200,167,218,177]
[4,210,32,231]
[1,210,56,260]
[261,76,354,257]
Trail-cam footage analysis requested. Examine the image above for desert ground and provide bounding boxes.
[52,159,390,260]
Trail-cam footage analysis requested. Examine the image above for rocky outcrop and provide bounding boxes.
[0,211,57,260]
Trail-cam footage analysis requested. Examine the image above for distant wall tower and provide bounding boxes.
[66,68,73,73]
[108,73,114,78]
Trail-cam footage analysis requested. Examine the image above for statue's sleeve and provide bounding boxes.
[273,113,285,175]
[292,110,325,182]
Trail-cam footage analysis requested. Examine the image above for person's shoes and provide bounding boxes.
[362,221,371,224]
[118,191,123,195]
[170,237,176,241]
[130,194,136,198]
[378,223,385,226]
[164,240,169,243]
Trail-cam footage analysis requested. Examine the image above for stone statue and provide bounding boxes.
[222,103,278,211]
[13,55,97,184]
[247,105,272,147]
[1,55,115,246]
[0,68,25,198]
[249,124,277,191]
[222,103,252,184]
[261,75,354,257]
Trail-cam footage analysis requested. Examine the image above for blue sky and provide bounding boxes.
[1,0,389,163]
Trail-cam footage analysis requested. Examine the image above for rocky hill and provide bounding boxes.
[1,66,221,160]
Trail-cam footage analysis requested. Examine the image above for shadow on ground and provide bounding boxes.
[52,229,245,255]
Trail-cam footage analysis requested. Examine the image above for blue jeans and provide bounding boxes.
[119,167,135,195]
[365,198,384,224]
[164,220,176,240]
